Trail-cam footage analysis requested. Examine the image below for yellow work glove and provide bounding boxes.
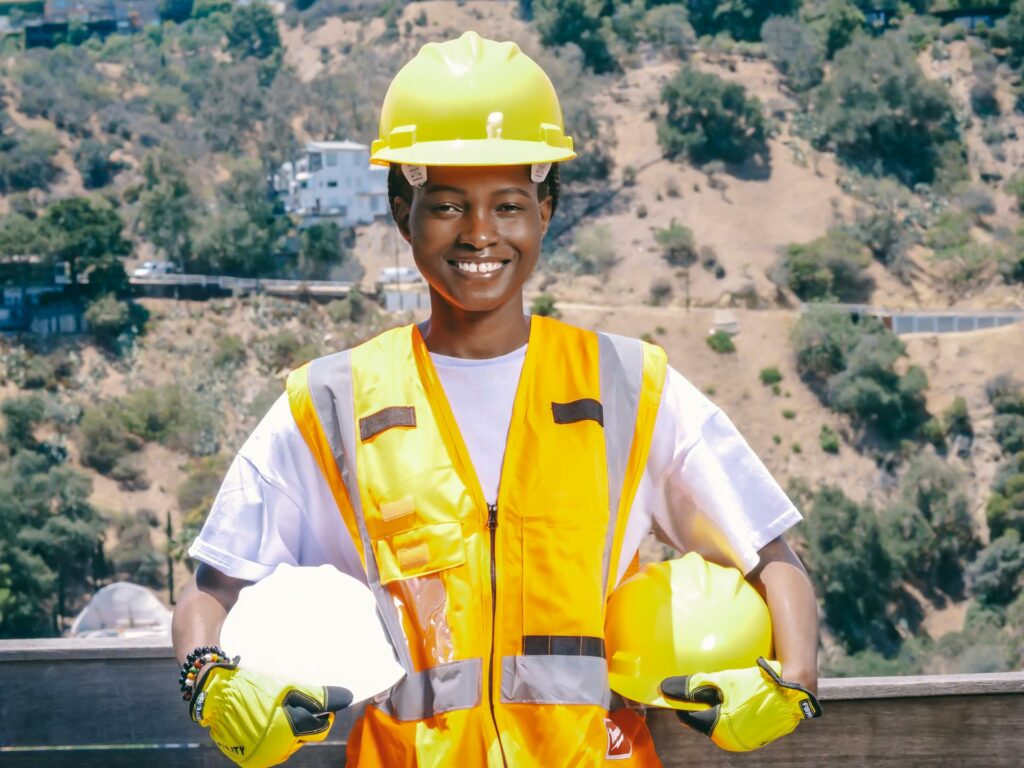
[659,657,822,752]
[190,662,353,767]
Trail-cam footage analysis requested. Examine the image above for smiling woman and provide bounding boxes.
[175,29,820,768]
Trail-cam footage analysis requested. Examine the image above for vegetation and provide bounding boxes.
[655,219,697,266]
[809,33,961,186]
[531,293,560,318]
[762,16,824,93]
[658,68,766,165]
[819,424,839,453]
[760,366,783,386]
[706,329,735,353]
[773,229,872,302]
[791,306,928,440]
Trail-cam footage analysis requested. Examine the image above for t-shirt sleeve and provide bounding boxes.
[649,367,803,574]
[188,393,364,583]
[188,452,303,582]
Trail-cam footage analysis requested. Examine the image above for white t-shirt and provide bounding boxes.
[190,347,801,586]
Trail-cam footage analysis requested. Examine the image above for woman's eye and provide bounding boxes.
[433,203,460,214]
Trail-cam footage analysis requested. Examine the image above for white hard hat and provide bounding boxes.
[220,564,406,704]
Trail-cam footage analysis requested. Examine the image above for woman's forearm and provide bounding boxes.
[748,536,820,693]
[171,563,251,665]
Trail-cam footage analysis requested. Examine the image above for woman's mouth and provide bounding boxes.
[447,259,511,275]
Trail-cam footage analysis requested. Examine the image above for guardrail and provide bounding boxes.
[804,303,1024,336]
[129,274,354,299]
[2,638,1022,767]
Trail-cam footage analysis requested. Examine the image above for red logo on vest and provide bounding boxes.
[605,718,633,760]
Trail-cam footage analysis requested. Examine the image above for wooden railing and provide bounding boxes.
[2,638,1023,767]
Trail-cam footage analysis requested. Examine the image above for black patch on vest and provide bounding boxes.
[523,635,606,658]
[359,406,416,441]
[551,398,604,427]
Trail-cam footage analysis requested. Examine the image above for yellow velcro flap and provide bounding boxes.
[396,543,430,570]
[380,495,416,523]
[376,521,466,585]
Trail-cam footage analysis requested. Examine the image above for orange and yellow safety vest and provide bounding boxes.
[286,316,667,767]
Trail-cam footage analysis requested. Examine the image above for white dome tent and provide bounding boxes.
[69,582,172,640]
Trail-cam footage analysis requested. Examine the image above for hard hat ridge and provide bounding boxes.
[371,31,576,168]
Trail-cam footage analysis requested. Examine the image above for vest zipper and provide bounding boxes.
[486,502,508,768]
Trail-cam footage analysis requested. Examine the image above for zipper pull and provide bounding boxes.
[487,503,498,530]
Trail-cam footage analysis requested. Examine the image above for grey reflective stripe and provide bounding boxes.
[306,351,414,674]
[500,655,612,707]
[597,333,644,592]
[378,658,483,721]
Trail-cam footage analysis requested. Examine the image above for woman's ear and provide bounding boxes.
[538,192,554,238]
[392,195,413,244]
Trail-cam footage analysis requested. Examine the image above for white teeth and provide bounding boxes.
[455,261,504,274]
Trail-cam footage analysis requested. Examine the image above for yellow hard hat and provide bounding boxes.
[370,31,576,168]
[605,552,773,710]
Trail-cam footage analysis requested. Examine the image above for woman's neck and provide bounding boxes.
[420,292,531,358]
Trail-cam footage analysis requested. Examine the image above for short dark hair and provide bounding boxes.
[387,163,561,221]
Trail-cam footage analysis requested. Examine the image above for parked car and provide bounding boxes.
[377,266,423,284]
[132,261,180,278]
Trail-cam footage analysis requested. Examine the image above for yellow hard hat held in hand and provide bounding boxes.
[661,657,823,752]
[191,661,352,768]
[605,552,774,709]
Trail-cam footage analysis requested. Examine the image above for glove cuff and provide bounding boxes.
[755,657,823,719]
[189,661,240,723]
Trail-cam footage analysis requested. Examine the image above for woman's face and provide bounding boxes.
[393,165,553,315]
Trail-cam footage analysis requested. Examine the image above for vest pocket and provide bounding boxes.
[521,518,606,637]
[376,521,467,585]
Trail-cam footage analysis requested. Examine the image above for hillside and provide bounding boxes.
[1,0,1024,674]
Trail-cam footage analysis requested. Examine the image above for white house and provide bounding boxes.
[277,140,389,227]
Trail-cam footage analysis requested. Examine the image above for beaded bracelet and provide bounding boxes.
[179,645,237,702]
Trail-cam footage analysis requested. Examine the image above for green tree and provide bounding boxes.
[685,0,799,40]
[658,68,766,165]
[1002,0,1024,67]
[968,531,1024,607]
[73,139,119,189]
[987,375,1024,417]
[792,307,929,439]
[773,229,871,302]
[298,222,344,279]
[1,395,46,451]
[533,0,618,73]
[84,294,133,352]
[987,454,1024,538]
[810,32,961,186]
[0,451,105,637]
[41,197,130,297]
[761,16,825,92]
[226,1,281,61]
[894,456,977,594]
[137,154,199,270]
[193,160,282,276]
[640,4,696,56]
[159,0,194,22]
[802,0,863,58]
[794,481,899,653]
[0,123,60,193]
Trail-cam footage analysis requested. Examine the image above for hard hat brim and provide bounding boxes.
[371,139,577,168]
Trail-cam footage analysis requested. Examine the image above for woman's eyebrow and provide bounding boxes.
[424,184,466,194]
[495,187,531,198]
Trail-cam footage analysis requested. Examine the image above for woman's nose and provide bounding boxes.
[458,209,499,249]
